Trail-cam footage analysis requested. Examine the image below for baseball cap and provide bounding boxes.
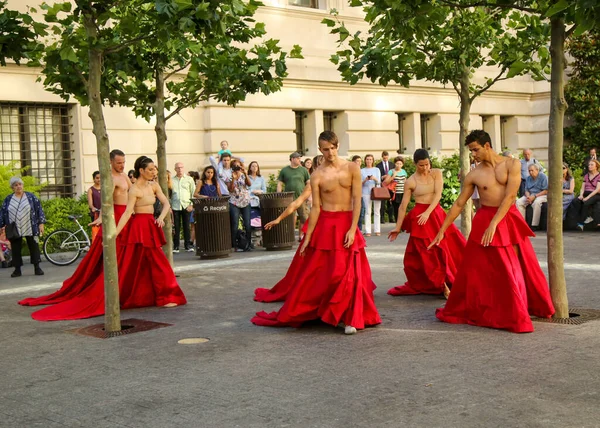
[290,152,302,160]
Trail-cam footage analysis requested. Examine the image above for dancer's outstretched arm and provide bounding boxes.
[263,184,311,230]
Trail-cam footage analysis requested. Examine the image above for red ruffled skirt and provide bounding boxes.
[388,203,466,296]
[251,211,381,330]
[254,221,309,303]
[435,205,555,333]
[23,213,186,321]
[19,205,128,307]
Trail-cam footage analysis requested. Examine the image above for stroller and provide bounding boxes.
[1,242,11,269]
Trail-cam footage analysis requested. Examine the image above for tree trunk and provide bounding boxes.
[458,74,473,237]
[548,17,569,318]
[154,67,174,267]
[83,12,121,332]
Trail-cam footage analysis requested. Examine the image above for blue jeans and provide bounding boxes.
[229,203,251,248]
[358,198,366,231]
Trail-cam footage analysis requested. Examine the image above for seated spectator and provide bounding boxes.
[516,163,548,229]
[572,159,600,230]
[561,162,575,220]
[247,161,266,209]
[194,166,221,198]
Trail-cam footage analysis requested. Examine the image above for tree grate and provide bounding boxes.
[67,318,172,339]
[532,308,600,325]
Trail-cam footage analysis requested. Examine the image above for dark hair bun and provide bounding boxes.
[133,156,154,178]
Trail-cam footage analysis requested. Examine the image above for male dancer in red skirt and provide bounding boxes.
[252,131,381,334]
[387,149,466,297]
[430,130,554,333]
[20,150,131,320]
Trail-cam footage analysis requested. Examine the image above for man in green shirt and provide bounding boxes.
[171,162,196,253]
[277,152,311,239]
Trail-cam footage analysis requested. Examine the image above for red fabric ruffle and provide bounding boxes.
[436,205,554,333]
[388,204,466,296]
[21,209,186,321]
[19,205,128,307]
[252,211,380,330]
[120,213,166,248]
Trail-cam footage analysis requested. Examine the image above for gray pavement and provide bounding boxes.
[1,225,600,428]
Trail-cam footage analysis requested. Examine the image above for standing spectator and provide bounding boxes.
[516,164,548,229]
[277,152,310,239]
[87,171,101,222]
[128,169,136,184]
[572,159,600,230]
[171,162,196,253]
[87,171,102,243]
[383,156,407,222]
[209,152,232,196]
[194,166,221,198]
[352,155,366,232]
[187,170,200,246]
[376,151,394,223]
[582,147,597,175]
[247,161,266,209]
[561,162,575,220]
[0,177,46,277]
[361,154,382,236]
[303,158,312,171]
[227,159,252,251]
[519,149,543,197]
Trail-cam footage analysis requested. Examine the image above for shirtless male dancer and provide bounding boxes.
[251,131,380,334]
[90,149,131,225]
[387,149,465,297]
[430,130,554,333]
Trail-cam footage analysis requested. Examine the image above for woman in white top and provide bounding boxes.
[361,154,382,236]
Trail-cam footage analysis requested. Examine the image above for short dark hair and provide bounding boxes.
[413,149,430,164]
[382,151,389,156]
[110,149,125,160]
[351,155,362,162]
[220,153,231,161]
[318,130,339,148]
[394,156,404,164]
[92,171,100,179]
[465,130,492,148]
[127,169,135,178]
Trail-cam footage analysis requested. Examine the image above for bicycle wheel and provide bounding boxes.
[43,229,83,266]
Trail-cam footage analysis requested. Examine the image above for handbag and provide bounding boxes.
[5,222,19,240]
[5,196,23,240]
[371,186,391,201]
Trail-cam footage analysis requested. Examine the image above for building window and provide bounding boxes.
[420,114,430,150]
[500,116,509,150]
[396,113,406,153]
[0,103,74,198]
[293,110,306,154]
[323,111,334,132]
[289,0,318,8]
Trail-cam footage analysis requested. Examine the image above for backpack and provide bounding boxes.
[235,229,250,251]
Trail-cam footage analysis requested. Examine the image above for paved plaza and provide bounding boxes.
[1,226,600,428]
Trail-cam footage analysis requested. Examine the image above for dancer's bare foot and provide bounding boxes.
[443,284,451,300]
[163,303,178,308]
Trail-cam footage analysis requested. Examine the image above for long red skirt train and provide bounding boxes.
[252,211,380,330]
[435,205,554,333]
[388,203,466,296]
[24,213,186,321]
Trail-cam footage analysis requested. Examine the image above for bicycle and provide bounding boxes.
[43,215,92,266]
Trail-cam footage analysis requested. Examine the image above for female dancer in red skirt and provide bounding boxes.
[23,155,186,321]
[387,149,466,298]
[253,155,323,303]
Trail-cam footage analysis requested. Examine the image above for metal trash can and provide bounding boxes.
[193,197,232,259]
[259,192,296,251]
